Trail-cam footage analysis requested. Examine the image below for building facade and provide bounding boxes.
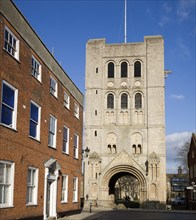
[186,133,196,210]
[0,1,83,219]
[84,37,166,209]
[166,167,189,204]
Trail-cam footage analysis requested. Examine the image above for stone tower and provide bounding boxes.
[84,36,166,209]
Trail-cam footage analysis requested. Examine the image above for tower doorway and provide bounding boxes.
[109,172,140,208]
[100,165,147,208]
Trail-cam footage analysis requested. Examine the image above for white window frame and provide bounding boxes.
[74,103,79,119]
[29,101,41,141]
[64,91,70,109]
[26,167,38,205]
[50,76,58,98]
[4,26,19,60]
[48,115,57,148]
[73,177,78,202]
[62,126,69,154]
[31,56,41,82]
[73,133,79,159]
[61,175,68,203]
[0,160,15,208]
[0,81,18,130]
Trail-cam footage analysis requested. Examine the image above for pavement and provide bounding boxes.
[58,207,113,220]
[58,207,196,220]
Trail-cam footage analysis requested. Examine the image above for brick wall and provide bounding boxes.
[0,10,83,220]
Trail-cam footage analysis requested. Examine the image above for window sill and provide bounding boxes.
[50,92,58,100]
[0,123,17,132]
[26,203,38,207]
[48,145,57,150]
[0,205,14,209]
[61,201,68,204]
[74,115,79,120]
[62,151,69,156]
[31,74,42,84]
[3,48,20,63]
[64,105,70,111]
[29,135,41,143]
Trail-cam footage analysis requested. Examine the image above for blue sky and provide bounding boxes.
[13,0,195,173]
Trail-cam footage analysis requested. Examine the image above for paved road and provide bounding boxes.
[60,208,196,220]
[83,209,196,220]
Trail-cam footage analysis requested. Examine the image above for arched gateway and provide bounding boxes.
[84,150,149,208]
[101,165,147,208]
[84,37,167,209]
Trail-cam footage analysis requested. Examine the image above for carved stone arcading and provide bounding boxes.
[148,152,160,164]
[89,151,102,163]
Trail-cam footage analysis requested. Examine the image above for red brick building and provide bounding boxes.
[0,1,83,219]
[186,133,196,210]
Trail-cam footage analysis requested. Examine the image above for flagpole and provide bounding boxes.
[124,0,127,43]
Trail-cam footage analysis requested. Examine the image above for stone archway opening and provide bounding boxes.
[108,172,140,207]
[100,165,147,208]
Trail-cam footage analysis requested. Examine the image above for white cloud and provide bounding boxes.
[177,40,191,59]
[171,94,185,100]
[177,0,195,22]
[158,2,173,27]
[166,131,192,173]
[162,2,172,13]
[158,15,170,27]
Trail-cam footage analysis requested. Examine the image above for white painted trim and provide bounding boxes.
[43,160,60,220]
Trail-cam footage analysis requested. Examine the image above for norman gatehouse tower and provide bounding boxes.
[84,37,166,208]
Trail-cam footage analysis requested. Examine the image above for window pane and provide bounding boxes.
[9,35,13,45]
[0,164,4,183]
[49,133,54,146]
[63,127,67,141]
[49,117,55,133]
[121,62,127,77]
[108,62,114,78]
[31,170,35,185]
[0,185,3,204]
[5,164,11,184]
[13,39,16,50]
[135,93,142,109]
[1,105,13,126]
[30,103,38,122]
[61,190,65,201]
[30,121,37,137]
[107,94,114,109]
[134,61,141,77]
[27,169,31,185]
[3,84,15,108]
[121,93,128,109]
[5,29,8,41]
[74,135,77,147]
[4,186,9,204]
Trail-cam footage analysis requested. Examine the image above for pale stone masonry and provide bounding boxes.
[84,36,166,209]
